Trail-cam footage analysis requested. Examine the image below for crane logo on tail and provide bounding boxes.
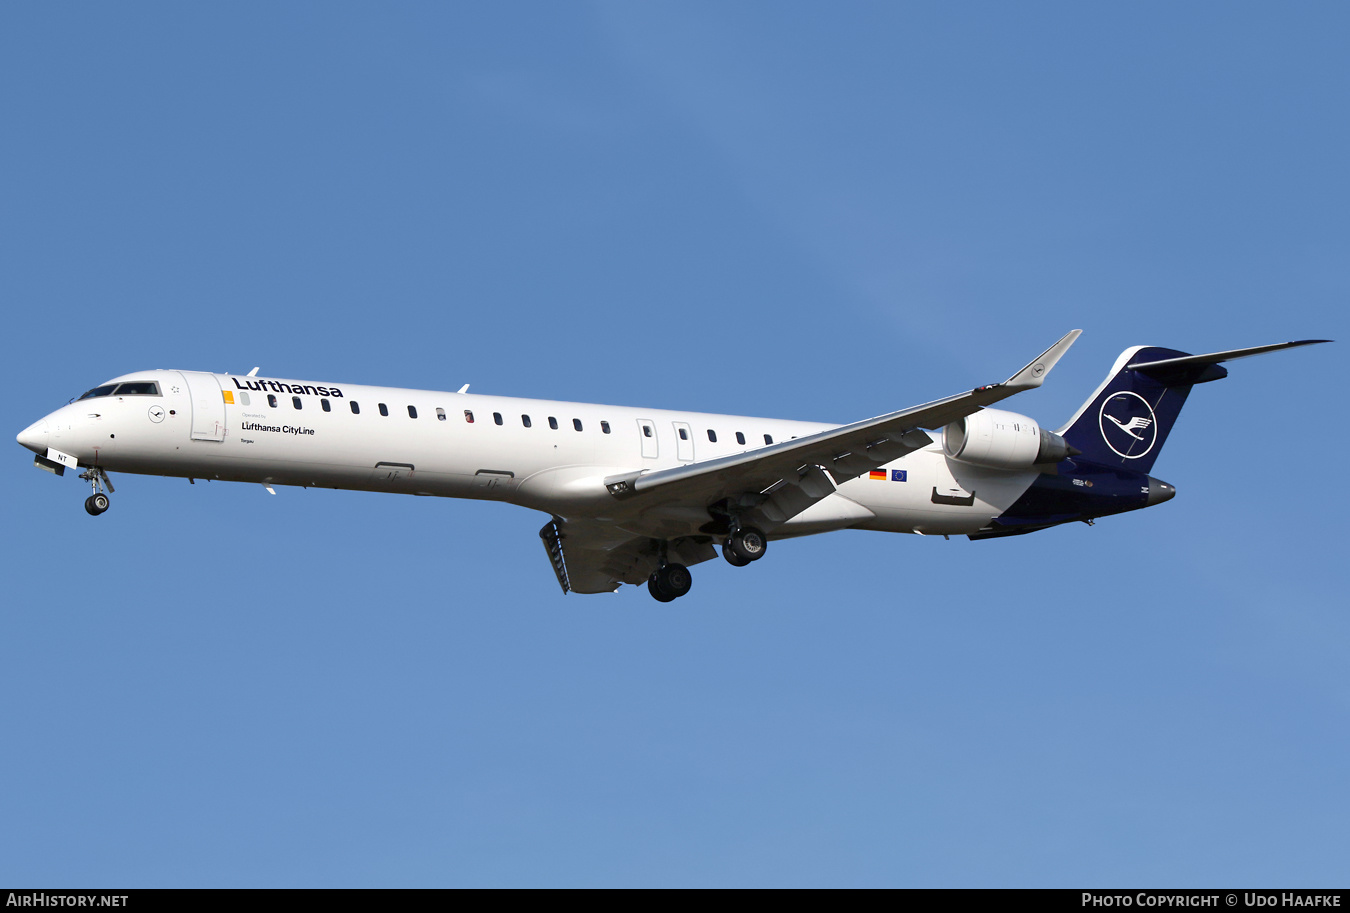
[1098,391,1158,459]
[1106,414,1153,439]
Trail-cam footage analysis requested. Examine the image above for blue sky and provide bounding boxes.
[1,2,1345,887]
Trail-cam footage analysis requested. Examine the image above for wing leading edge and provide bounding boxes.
[600,330,1082,529]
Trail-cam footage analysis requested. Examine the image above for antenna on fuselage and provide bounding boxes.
[247,367,260,377]
[458,384,470,394]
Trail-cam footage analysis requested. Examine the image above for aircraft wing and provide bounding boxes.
[601,330,1082,531]
[540,517,718,594]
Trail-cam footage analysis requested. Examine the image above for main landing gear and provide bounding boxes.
[723,525,767,566]
[644,525,769,602]
[79,466,114,516]
[648,562,693,603]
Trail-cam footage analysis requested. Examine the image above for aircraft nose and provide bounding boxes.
[1146,476,1176,506]
[17,419,49,455]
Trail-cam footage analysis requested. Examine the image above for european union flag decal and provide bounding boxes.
[891,470,907,482]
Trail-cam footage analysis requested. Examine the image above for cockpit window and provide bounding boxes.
[80,381,161,399]
[114,381,160,396]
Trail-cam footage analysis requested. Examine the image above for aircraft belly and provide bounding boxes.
[774,494,875,537]
[839,449,1038,535]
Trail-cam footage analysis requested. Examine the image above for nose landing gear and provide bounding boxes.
[78,466,114,516]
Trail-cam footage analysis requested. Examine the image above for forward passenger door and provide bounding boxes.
[178,372,226,442]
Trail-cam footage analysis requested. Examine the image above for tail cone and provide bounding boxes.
[1146,477,1176,506]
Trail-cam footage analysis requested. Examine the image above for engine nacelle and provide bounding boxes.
[942,408,1073,471]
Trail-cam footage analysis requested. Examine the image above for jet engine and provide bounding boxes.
[942,408,1074,471]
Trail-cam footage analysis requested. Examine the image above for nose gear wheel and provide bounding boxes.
[78,466,114,516]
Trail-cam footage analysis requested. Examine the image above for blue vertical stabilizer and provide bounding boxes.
[1055,346,1224,474]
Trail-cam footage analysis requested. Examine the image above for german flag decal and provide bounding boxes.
[869,470,887,480]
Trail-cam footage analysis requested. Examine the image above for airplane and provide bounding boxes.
[15,332,1329,601]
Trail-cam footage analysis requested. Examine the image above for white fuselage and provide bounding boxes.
[23,369,1041,540]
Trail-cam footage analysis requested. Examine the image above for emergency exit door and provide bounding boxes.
[637,418,658,459]
[671,421,694,462]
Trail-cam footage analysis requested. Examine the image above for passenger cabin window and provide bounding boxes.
[735,432,745,445]
[643,426,653,438]
[436,408,446,421]
[493,412,503,425]
[321,399,331,412]
[238,392,251,406]
[268,394,278,408]
[601,421,611,434]
[77,384,119,400]
[764,434,773,444]
[678,427,688,440]
[292,396,302,410]
[707,429,717,442]
[522,415,532,428]
[379,403,389,417]
[573,418,583,432]
[407,405,418,419]
[351,402,360,414]
[464,410,474,423]
[548,417,558,430]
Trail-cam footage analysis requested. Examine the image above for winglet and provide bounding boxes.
[1002,329,1082,391]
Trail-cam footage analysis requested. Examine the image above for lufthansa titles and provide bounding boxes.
[232,377,343,398]
[240,421,315,436]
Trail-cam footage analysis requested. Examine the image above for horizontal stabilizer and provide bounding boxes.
[1128,339,1330,372]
